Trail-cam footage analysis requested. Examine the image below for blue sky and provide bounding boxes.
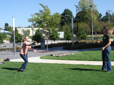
[0,0,114,29]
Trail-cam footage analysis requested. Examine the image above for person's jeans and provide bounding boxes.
[102,46,112,72]
[19,54,28,70]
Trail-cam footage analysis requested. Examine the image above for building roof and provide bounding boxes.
[0,30,11,34]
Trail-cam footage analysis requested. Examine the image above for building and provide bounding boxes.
[109,27,114,34]
[17,28,64,38]
[0,30,11,37]
[17,28,46,36]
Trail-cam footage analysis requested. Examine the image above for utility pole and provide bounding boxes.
[31,14,34,35]
[107,10,112,24]
[12,17,16,55]
[74,5,78,33]
[72,18,74,46]
[90,0,93,41]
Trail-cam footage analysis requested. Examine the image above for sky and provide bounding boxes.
[0,0,114,29]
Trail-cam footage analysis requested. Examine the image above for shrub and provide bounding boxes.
[10,28,22,43]
[64,26,72,41]
[49,29,60,42]
[32,29,44,43]
[77,27,87,39]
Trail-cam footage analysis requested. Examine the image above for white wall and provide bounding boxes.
[17,28,42,36]
[58,32,64,38]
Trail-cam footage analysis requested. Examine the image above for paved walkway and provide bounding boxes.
[5,46,114,66]
[10,56,114,66]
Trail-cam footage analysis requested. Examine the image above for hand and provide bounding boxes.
[102,47,105,51]
[98,41,100,44]
[33,41,37,43]
[33,50,37,52]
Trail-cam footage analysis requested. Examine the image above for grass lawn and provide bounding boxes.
[41,50,114,61]
[0,62,114,85]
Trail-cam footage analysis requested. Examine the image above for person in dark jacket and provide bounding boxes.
[98,26,112,73]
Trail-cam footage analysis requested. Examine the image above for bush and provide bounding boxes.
[63,40,103,50]
[0,33,7,43]
[77,27,87,39]
[32,29,44,43]
[10,28,22,43]
[64,26,72,41]
[49,29,60,42]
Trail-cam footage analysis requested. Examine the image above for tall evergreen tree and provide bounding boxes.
[64,26,72,41]
[60,9,74,27]
[10,28,22,43]
[4,23,9,31]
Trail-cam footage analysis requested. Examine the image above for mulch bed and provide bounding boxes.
[38,50,56,53]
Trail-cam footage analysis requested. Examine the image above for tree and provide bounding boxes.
[49,29,60,42]
[60,9,74,27]
[32,29,44,43]
[28,3,61,51]
[4,23,9,31]
[101,16,108,22]
[24,29,30,36]
[64,26,72,42]
[77,27,87,39]
[2,32,7,39]
[76,0,99,34]
[10,28,22,43]
[21,29,30,36]
[0,33,7,43]
[98,12,102,21]
[74,22,90,34]
[7,26,12,32]
[0,33,4,43]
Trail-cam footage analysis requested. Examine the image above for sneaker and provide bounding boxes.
[107,71,111,73]
[18,69,24,72]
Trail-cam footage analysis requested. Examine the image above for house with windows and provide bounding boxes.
[17,28,46,36]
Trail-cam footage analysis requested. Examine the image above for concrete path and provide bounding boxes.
[1,46,114,66]
[10,56,114,66]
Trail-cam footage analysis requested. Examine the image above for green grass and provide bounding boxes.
[41,50,114,61]
[0,62,114,85]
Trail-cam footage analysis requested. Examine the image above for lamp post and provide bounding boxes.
[74,5,78,33]
[72,17,74,46]
[31,14,34,35]
[107,10,112,24]
[12,17,16,55]
[90,0,93,41]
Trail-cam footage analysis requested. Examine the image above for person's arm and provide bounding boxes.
[28,46,37,52]
[24,41,37,46]
[102,39,111,51]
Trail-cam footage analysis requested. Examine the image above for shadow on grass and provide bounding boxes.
[65,68,100,72]
[2,67,19,71]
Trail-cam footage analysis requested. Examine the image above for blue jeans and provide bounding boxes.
[102,46,112,72]
[19,54,28,70]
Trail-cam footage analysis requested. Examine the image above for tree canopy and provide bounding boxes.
[60,9,74,26]
[28,3,61,31]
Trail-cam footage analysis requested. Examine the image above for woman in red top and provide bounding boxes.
[18,36,37,72]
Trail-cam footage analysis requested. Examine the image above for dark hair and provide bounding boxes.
[103,26,109,34]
